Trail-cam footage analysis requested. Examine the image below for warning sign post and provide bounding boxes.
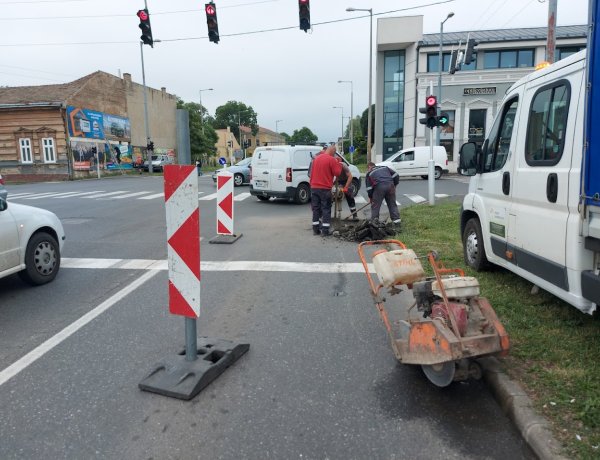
[209,170,242,244]
[139,165,249,400]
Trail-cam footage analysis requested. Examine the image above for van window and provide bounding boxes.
[396,152,414,162]
[294,150,312,168]
[482,97,518,172]
[525,81,570,166]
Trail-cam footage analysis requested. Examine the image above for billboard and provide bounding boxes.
[67,106,130,140]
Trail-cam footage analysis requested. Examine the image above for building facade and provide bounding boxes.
[0,71,177,181]
[374,17,586,169]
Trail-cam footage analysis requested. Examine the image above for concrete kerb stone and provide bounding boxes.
[477,357,569,460]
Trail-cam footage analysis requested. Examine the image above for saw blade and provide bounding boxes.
[421,361,456,387]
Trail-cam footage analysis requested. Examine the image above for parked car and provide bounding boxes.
[0,197,65,285]
[143,154,173,172]
[0,173,6,201]
[212,157,252,186]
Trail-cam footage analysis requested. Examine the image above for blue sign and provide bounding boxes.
[219,157,227,165]
[349,145,355,153]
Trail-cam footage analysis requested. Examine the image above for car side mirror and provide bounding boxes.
[0,198,7,212]
[458,142,478,176]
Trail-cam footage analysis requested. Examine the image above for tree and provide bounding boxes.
[213,101,258,144]
[289,127,317,145]
[177,98,218,161]
[360,104,376,145]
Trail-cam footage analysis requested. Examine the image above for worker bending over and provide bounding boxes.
[365,162,401,226]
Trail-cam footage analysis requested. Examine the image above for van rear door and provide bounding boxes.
[269,149,287,194]
[251,149,272,191]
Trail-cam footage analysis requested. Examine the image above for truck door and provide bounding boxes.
[251,149,272,191]
[472,96,520,262]
[270,149,287,193]
[509,77,577,291]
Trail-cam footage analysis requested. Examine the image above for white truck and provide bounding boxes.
[457,5,599,315]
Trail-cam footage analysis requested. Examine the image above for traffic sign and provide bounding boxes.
[349,145,355,153]
[219,157,227,165]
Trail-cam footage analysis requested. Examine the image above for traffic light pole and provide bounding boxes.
[428,81,435,206]
[140,41,153,174]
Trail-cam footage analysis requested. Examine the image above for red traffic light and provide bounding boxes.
[426,95,437,107]
[205,4,216,16]
[137,9,148,21]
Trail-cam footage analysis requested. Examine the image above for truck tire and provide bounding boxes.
[294,183,311,204]
[18,232,61,285]
[462,218,490,270]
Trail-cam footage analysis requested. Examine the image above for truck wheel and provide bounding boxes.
[18,232,61,285]
[234,173,244,186]
[257,195,270,201]
[434,167,443,180]
[350,179,360,197]
[294,183,311,204]
[462,218,489,270]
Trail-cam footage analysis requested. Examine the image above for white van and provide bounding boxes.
[377,146,449,179]
[249,145,361,204]
[457,49,600,315]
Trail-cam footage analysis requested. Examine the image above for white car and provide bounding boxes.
[0,197,65,285]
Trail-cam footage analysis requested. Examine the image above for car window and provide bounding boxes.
[397,152,414,161]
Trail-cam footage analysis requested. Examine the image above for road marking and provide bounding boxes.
[6,192,35,198]
[24,191,88,200]
[199,193,218,201]
[234,192,251,201]
[355,196,367,204]
[112,191,152,199]
[83,191,128,199]
[138,192,164,200]
[405,194,427,204]
[61,257,373,273]
[53,191,105,198]
[0,269,160,388]
[13,192,61,200]
[435,193,449,198]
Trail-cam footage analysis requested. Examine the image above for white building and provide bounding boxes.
[374,17,586,169]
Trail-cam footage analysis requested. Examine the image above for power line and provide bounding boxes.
[0,0,455,47]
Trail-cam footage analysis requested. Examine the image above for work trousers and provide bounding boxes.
[371,183,400,221]
[311,188,333,229]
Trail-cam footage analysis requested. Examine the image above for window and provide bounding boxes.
[42,138,56,163]
[396,152,414,162]
[526,81,570,166]
[19,138,32,163]
[482,97,519,173]
[382,50,406,159]
[557,46,585,61]
[483,49,534,69]
[427,53,451,73]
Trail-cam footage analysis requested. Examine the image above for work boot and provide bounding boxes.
[321,227,330,237]
[313,225,321,235]
[350,208,358,220]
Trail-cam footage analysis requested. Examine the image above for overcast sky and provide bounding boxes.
[0,0,589,143]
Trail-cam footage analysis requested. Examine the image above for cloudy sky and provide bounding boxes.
[0,0,589,142]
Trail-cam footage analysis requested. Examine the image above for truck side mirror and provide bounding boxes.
[458,142,478,176]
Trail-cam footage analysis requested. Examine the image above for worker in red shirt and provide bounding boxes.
[309,144,342,236]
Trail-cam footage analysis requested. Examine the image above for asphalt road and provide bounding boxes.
[0,174,534,459]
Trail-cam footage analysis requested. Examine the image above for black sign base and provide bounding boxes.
[139,337,249,400]
[209,233,243,244]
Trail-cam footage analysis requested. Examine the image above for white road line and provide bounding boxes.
[6,193,35,198]
[234,192,251,201]
[199,193,218,201]
[112,191,152,199]
[404,194,427,204]
[435,193,449,198]
[14,192,60,199]
[53,191,104,198]
[83,191,128,199]
[61,257,373,273]
[0,269,160,388]
[138,192,164,200]
[25,191,86,200]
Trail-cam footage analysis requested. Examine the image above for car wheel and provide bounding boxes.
[18,232,61,285]
[350,179,360,197]
[257,195,270,201]
[462,218,489,271]
[234,173,244,187]
[294,183,311,204]
[434,167,443,180]
[421,175,428,180]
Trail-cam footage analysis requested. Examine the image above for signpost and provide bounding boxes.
[209,170,243,244]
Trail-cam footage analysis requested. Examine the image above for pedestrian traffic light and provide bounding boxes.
[205,2,220,44]
[299,0,311,32]
[437,112,450,127]
[464,39,477,65]
[137,9,153,47]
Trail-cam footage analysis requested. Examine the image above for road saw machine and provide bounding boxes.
[358,240,510,387]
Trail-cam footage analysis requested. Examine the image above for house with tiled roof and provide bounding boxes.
[0,71,177,181]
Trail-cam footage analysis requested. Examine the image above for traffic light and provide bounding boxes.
[418,95,437,129]
[299,0,311,32]
[205,2,220,44]
[464,39,477,65]
[437,112,450,127]
[449,49,458,74]
[137,9,153,47]
[147,141,154,151]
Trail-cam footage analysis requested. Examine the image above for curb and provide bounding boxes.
[478,357,569,460]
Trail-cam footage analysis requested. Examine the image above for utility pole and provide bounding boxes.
[546,0,558,63]
[140,41,152,174]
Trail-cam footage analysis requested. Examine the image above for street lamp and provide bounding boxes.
[198,88,213,134]
[332,106,344,153]
[346,7,373,162]
[338,80,354,162]
[437,12,454,146]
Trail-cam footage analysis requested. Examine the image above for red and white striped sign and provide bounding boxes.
[164,165,201,318]
[216,170,234,235]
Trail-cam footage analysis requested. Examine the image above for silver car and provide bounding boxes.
[212,157,252,186]
[0,173,7,201]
